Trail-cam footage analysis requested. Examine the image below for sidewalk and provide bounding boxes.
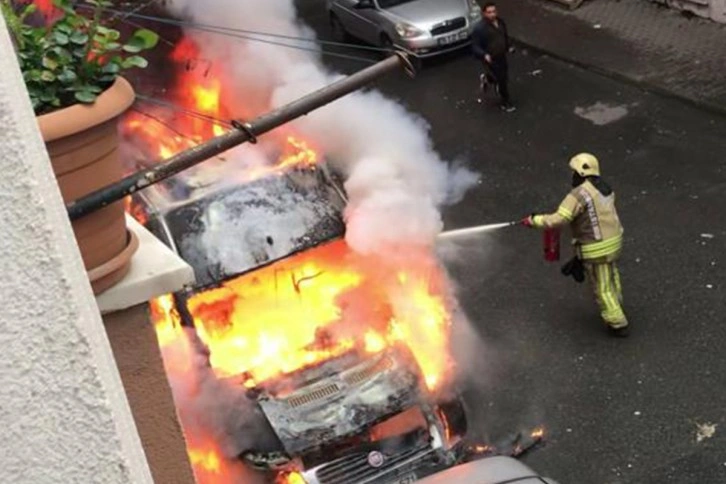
[505,0,726,115]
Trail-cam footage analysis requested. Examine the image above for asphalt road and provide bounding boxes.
[296,2,726,483]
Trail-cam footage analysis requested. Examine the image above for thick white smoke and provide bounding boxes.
[165,0,479,256]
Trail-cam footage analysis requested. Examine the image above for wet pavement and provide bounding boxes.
[295,2,726,483]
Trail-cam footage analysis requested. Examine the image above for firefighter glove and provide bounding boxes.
[561,257,585,283]
[521,215,535,228]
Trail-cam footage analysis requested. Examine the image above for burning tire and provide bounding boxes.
[436,397,468,441]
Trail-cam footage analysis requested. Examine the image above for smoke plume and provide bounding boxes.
[165,0,478,256]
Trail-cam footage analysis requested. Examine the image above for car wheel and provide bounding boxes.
[330,14,349,42]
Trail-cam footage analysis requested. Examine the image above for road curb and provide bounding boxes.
[511,36,726,119]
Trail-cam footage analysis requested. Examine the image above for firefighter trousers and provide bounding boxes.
[584,261,628,329]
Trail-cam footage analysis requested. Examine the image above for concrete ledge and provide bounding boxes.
[96,215,195,314]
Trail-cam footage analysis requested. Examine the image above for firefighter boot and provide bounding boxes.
[609,325,630,338]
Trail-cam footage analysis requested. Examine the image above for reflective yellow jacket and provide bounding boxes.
[532,180,624,261]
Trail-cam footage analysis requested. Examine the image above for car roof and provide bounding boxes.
[415,456,558,484]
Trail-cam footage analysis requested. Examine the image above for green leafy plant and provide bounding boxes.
[2,0,159,114]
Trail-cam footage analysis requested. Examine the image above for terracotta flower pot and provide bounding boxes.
[37,77,138,295]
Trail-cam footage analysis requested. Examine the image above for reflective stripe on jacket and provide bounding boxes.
[532,180,624,260]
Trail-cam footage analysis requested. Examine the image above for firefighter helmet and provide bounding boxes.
[569,153,600,177]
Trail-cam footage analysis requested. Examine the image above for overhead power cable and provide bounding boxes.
[135,93,234,127]
[81,3,394,53]
[129,106,229,163]
[76,3,392,64]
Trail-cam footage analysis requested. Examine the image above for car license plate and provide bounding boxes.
[393,473,416,484]
[437,31,467,46]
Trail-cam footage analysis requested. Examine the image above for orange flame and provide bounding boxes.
[121,35,318,183]
[277,472,306,484]
[151,241,455,481]
[153,240,453,392]
[188,448,221,474]
[123,196,149,225]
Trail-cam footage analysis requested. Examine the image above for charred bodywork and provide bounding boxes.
[233,346,461,484]
[255,349,420,456]
[133,163,347,287]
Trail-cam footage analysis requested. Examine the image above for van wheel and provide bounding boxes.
[330,14,349,42]
[436,398,468,439]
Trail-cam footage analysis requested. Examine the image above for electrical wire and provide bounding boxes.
[128,107,229,162]
[129,106,206,142]
[79,3,394,54]
[75,3,389,64]
[134,94,234,127]
[121,13,379,65]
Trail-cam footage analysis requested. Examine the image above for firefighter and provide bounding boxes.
[522,153,629,337]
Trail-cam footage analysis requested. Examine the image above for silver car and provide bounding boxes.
[327,0,482,58]
[416,456,559,484]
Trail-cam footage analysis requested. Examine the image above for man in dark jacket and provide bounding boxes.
[472,2,515,112]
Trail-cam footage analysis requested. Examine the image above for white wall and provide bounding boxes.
[0,15,153,484]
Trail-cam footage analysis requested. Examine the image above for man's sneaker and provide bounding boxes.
[609,325,630,338]
[500,104,516,113]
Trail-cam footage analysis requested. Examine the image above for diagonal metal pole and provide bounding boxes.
[67,52,415,221]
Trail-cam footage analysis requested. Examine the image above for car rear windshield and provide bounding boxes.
[378,0,418,8]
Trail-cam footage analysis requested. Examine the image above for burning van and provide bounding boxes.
[129,148,469,483]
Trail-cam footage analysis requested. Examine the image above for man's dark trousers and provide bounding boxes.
[489,55,510,105]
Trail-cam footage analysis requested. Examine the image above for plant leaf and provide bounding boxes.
[57,70,77,83]
[122,43,143,54]
[125,29,159,52]
[121,55,148,69]
[69,32,89,45]
[75,91,98,104]
[55,23,73,35]
[41,56,59,70]
[51,31,70,46]
[101,62,120,74]
[50,46,72,60]
[40,90,57,102]
[40,70,56,82]
[25,70,43,82]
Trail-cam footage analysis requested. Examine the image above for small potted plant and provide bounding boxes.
[2,0,159,293]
